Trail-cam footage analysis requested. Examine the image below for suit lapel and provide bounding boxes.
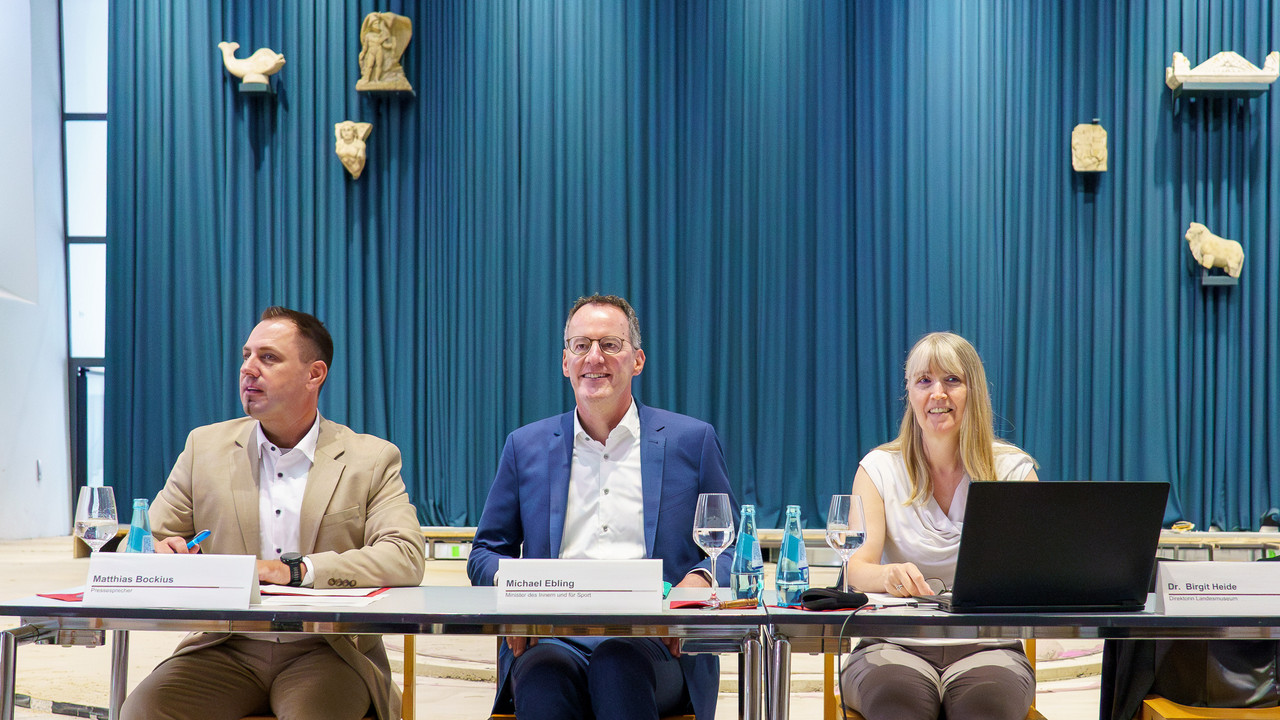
[638,403,664,559]
[547,412,574,558]
[231,421,261,555]
[300,417,343,555]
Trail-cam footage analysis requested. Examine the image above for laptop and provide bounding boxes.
[916,481,1169,613]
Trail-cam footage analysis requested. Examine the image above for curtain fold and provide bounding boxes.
[108,0,1279,530]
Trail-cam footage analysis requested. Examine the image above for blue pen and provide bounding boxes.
[186,529,211,550]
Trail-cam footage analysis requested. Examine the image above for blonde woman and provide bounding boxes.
[841,332,1038,720]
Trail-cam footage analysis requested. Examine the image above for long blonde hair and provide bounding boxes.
[879,332,1023,504]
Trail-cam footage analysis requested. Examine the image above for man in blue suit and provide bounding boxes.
[467,294,736,720]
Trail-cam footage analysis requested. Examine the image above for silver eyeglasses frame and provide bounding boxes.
[564,336,630,356]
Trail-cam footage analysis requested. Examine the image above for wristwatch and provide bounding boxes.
[280,552,304,587]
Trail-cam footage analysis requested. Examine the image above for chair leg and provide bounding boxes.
[402,635,416,720]
[824,652,837,720]
[1023,639,1050,720]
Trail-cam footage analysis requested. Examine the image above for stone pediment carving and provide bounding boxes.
[1165,51,1279,95]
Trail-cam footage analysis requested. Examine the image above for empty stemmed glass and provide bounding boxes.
[826,494,867,593]
[692,493,736,607]
[75,486,118,554]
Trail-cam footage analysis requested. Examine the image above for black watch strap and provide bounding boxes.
[280,552,304,587]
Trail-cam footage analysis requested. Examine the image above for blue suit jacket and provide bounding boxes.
[467,402,737,720]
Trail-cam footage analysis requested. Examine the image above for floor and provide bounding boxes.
[0,537,1104,719]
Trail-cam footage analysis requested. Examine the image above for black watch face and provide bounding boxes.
[280,553,303,586]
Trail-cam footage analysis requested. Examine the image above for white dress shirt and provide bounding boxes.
[254,416,319,586]
[559,400,647,559]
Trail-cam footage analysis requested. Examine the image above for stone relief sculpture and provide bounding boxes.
[217,42,286,86]
[1165,51,1279,93]
[1185,222,1244,278]
[335,121,373,180]
[1071,121,1108,172]
[356,12,413,92]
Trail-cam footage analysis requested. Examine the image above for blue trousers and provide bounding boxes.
[509,637,690,720]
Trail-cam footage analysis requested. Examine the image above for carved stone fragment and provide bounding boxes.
[217,42,285,86]
[335,121,373,180]
[356,12,413,92]
[1185,222,1244,278]
[1071,122,1107,172]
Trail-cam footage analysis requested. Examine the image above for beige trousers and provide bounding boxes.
[840,640,1033,720]
[120,635,373,720]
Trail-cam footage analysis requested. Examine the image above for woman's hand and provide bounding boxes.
[880,562,932,597]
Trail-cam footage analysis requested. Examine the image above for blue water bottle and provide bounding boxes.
[775,504,809,607]
[731,504,764,604]
[124,498,155,553]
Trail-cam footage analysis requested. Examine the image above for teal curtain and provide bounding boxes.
[108,0,1280,530]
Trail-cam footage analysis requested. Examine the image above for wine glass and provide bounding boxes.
[692,493,736,607]
[826,494,866,593]
[75,486,118,554]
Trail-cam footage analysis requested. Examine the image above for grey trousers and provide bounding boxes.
[120,635,373,720]
[840,640,1034,720]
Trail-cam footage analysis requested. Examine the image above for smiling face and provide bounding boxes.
[239,318,327,442]
[907,364,968,439]
[562,303,645,420]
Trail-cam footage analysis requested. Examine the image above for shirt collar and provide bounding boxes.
[573,399,640,445]
[254,414,321,463]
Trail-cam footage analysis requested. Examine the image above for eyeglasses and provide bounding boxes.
[564,336,630,356]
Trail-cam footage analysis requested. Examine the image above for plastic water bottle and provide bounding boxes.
[124,498,155,553]
[775,504,809,607]
[731,504,764,604]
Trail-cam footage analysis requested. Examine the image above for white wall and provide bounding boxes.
[0,0,71,538]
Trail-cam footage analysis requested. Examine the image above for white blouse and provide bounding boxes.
[861,443,1036,589]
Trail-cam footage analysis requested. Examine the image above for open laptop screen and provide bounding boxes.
[930,480,1169,613]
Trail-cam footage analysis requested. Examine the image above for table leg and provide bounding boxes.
[1,628,17,720]
[769,632,791,720]
[740,632,762,720]
[109,630,129,720]
[1,624,56,720]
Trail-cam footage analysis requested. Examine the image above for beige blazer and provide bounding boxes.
[150,415,426,720]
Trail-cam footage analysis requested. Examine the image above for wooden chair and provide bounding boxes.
[242,635,416,720]
[821,638,1047,720]
[1140,695,1280,719]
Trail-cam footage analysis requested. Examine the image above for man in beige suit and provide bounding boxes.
[120,306,425,720]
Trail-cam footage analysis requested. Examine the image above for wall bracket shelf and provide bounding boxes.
[1201,269,1239,287]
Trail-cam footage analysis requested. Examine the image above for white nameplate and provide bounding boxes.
[85,553,260,609]
[1155,561,1280,615]
[496,558,662,613]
